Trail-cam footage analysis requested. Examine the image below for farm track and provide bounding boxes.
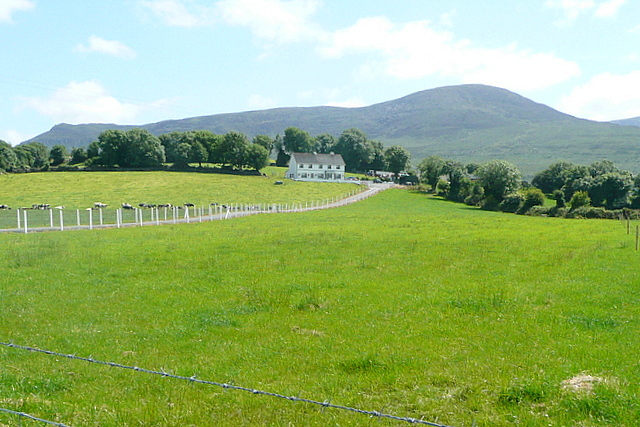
[0,183,393,234]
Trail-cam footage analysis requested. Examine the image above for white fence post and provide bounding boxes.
[16,208,21,229]
[49,209,53,228]
[59,209,64,231]
[23,210,28,234]
[76,209,80,227]
[99,209,103,226]
[87,209,93,230]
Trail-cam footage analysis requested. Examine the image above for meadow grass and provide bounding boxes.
[0,188,639,426]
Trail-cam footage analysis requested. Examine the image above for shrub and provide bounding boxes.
[525,206,551,216]
[480,195,500,211]
[520,188,546,213]
[498,193,524,213]
[548,206,568,218]
[570,191,591,210]
[436,179,450,197]
[552,189,566,208]
[464,183,485,206]
[567,206,606,219]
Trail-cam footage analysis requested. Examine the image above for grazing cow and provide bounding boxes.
[138,203,156,209]
[94,202,108,209]
[184,203,195,207]
[54,206,65,210]
[158,203,172,208]
[0,204,11,210]
[32,203,50,210]
[210,202,219,206]
[122,203,134,210]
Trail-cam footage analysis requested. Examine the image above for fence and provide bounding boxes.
[0,342,455,427]
[0,184,389,234]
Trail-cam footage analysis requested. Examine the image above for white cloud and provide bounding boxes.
[325,98,366,108]
[1,129,32,145]
[0,0,34,23]
[594,0,627,17]
[139,0,215,27]
[320,17,580,92]
[545,0,626,25]
[20,80,168,125]
[74,36,137,59]
[247,94,278,110]
[217,0,324,44]
[558,71,640,120]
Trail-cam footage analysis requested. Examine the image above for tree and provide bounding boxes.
[98,129,128,166]
[124,128,165,167]
[19,142,49,169]
[531,161,575,194]
[384,145,410,178]
[334,128,373,172]
[283,127,314,154]
[314,133,335,154]
[273,134,289,167]
[476,160,522,202]
[245,143,270,171]
[87,140,100,159]
[172,142,192,167]
[219,131,249,168]
[253,135,274,154]
[0,140,17,171]
[49,145,68,166]
[366,140,386,172]
[70,147,88,164]
[418,155,446,191]
[190,141,208,167]
[588,172,633,209]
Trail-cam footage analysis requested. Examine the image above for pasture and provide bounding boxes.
[0,184,639,426]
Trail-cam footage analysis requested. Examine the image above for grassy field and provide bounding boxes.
[1,186,639,426]
[0,170,364,230]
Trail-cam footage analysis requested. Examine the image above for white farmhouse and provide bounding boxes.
[286,152,346,182]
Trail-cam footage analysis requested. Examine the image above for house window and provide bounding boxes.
[299,164,304,169]
[319,164,323,169]
[336,165,341,169]
[328,165,332,169]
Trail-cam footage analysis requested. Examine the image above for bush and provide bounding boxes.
[569,191,591,210]
[519,188,546,213]
[498,193,524,213]
[567,206,606,219]
[548,206,568,218]
[480,195,500,211]
[525,206,551,216]
[464,183,485,206]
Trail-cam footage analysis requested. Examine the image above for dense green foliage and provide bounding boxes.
[1,189,640,426]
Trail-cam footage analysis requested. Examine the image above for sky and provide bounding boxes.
[2,0,640,145]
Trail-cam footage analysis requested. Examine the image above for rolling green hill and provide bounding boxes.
[23,84,640,176]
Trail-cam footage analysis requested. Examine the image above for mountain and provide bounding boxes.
[23,84,640,176]
[610,117,640,127]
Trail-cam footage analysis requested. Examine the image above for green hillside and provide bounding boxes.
[23,84,640,176]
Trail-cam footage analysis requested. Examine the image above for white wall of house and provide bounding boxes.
[286,153,346,182]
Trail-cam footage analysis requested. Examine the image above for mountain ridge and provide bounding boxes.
[23,84,640,176]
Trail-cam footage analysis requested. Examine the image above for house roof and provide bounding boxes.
[291,152,345,166]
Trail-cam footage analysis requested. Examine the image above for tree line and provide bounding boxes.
[419,156,640,217]
[0,126,412,175]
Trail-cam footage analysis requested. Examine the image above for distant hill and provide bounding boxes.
[23,84,640,176]
[610,117,640,127]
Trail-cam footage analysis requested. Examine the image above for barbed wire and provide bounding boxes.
[0,407,72,427]
[0,342,455,427]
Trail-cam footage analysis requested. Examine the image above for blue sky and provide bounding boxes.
[2,0,640,144]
